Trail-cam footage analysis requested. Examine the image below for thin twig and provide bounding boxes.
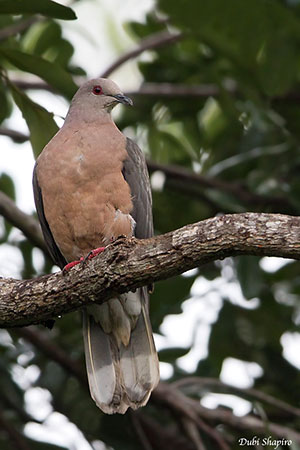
[130,412,153,450]
[0,127,295,213]
[128,82,225,98]
[17,327,299,447]
[8,78,300,104]
[180,417,207,450]
[15,327,87,386]
[195,415,231,450]
[147,160,296,214]
[0,127,29,143]
[154,382,231,449]
[14,80,221,98]
[17,328,194,449]
[172,377,300,418]
[139,414,196,450]
[100,30,183,78]
[153,383,300,443]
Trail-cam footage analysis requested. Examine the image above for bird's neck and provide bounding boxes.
[65,102,114,126]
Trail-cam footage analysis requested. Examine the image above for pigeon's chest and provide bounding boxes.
[39,125,129,199]
[37,125,134,259]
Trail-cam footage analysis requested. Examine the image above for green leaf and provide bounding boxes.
[257,36,298,96]
[159,0,300,94]
[0,172,15,200]
[236,256,264,299]
[150,273,197,331]
[0,76,11,123]
[158,346,190,363]
[0,0,76,20]
[22,20,62,56]
[0,173,15,238]
[0,48,78,98]
[8,82,59,158]
[46,39,74,67]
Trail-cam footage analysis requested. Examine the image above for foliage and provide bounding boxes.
[0,0,300,449]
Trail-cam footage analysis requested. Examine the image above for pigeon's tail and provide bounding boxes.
[82,288,159,414]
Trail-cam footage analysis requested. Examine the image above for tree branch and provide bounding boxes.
[1,212,300,328]
[172,377,300,418]
[0,127,29,143]
[7,78,300,104]
[0,191,47,253]
[17,327,300,447]
[1,128,295,214]
[100,31,183,78]
[148,160,296,214]
[15,327,86,385]
[153,383,300,443]
[128,82,225,98]
[12,81,221,97]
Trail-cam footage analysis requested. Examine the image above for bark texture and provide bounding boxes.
[1,212,300,328]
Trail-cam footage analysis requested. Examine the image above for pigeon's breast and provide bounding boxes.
[36,122,134,261]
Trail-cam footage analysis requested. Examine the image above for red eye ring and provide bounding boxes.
[92,85,103,95]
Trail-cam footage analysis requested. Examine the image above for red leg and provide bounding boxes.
[62,247,106,273]
[86,247,106,260]
[63,257,84,273]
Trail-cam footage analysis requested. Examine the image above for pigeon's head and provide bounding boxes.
[68,78,133,122]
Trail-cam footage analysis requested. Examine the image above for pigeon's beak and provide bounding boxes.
[112,93,133,106]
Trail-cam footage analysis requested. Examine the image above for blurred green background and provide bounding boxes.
[0,0,299,449]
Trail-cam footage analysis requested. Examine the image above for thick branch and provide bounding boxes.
[1,213,300,328]
[0,191,47,253]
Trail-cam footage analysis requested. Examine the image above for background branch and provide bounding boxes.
[147,160,296,214]
[10,79,300,105]
[100,31,183,78]
[128,82,226,98]
[15,327,86,385]
[17,327,300,448]
[0,191,47,253]
[1,212,300,328]
[0,129,294,214]
[153,383,300,443]
[172,377,300,418]
[0,127,29,143]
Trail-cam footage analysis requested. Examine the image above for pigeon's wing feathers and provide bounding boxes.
[33,162,67,269]
[122,138,153,239]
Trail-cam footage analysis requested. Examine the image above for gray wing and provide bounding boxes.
[33,162,67,269]
[123,138,153,239]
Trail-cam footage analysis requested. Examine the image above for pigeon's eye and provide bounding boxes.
[92,85,103,95]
